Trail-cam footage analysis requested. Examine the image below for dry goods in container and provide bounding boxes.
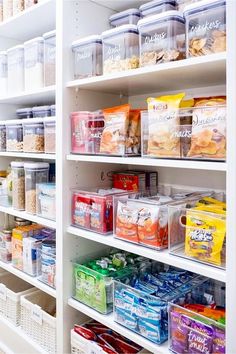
[24,37,44,91]
[23,121,44,153]
[11,161,25,211]
[44,119,55,153]
[6,121,23,151]
[7,45,24,95]
[43,30,56,86]
[0,0,3,22]
[109,8,141,27]
[0,123,6,151]
[3,0,12,20]
[13,0,24,15]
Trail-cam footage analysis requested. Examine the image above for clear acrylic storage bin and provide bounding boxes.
[38,246,56,289]
[44,119,55,153]
[6,121,23,152]
[0,51,7,97]
[139,0,177,17]
[43,30,56,86]
[109,8,141,27]
[71,188,128,234]
[184,0,226,57]
[72,35,103,79]
[138,11,185,67]
[141,105,226,160]
[0,123,6,151]
[71,111,104,154]
[23,121,44,153]
[7,45,24,95]
[102,24,139,74]
[24,37,44,91]
[168,200,226,269]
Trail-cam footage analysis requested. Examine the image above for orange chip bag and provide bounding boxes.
[115,201,139,243]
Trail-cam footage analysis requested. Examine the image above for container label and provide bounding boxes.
[31,304,43,325]
[0,284,7,301]
[106,45,121,60]
[145,32,167,44]
[76,51,92,61]
[190,19,221,36]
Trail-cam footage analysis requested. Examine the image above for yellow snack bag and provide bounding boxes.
[196,197,226,208]
[146,93,185,158]
[194,205,226,215]
[185,208,226,266]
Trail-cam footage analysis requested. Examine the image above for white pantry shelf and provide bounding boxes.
[0,260,56,298]
[0,206,56,229]
[0,152,55,160]
[68,298,169,354]
[0,315,46,354]
[67,154,226,171]
[0,0,56,41]
[91,0,146,11]
[67,226,226,282]
[67,53,226,95]
[0,86,55,105]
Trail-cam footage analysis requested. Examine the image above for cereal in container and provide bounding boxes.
[6,121,23,152]
[23,121,44,153]
[11,161,25,211]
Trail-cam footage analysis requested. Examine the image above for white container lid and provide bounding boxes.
[24,37,44,46]
[72,35,102,48]
[184,0,225,16]
[140,0,176,12]
[6,45,24,53]
[102,24,138,38]
[24,162,49,169]
[138,10,184,28]
[11,161,24,168]
[43,30,56,39]
[5,119,23,126]
[109,8,141,22]
[0,51,7,56]
[32,105,51,112]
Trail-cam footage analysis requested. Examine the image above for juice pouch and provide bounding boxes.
[185,209,226,266]
[125,109,141,155]
[146,93,185,158]
[100,104,130,155]
[115,201,139,243]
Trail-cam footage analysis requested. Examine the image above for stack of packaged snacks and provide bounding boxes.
[112,170,158,191]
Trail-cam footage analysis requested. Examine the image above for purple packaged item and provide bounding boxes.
[170,310,191,353]
[212,327,225,353]
[41,228,56,239]
[188,321,213,354]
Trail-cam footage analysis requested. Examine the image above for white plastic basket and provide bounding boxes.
[71,329,87,354]
[20,289,56,353]
[0,272,34,326]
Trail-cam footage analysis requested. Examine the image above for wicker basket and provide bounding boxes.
[20,289,56,353]
[0,272,34,326]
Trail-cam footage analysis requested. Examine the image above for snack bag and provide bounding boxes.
[100,104,130,155]
[185,209,226,266]
[125,109,141,155]
[188,97,226,160]
[146,93,185,157]
[115,201,139,243]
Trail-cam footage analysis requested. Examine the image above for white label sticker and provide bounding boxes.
[31,304,43,325]
[0,284,6,301]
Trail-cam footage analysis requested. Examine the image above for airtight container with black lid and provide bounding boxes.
[32,105,51,118]
[139,0,177,17]
[16,108,33,119]
[138,11,185,67]
[109,8,141,27]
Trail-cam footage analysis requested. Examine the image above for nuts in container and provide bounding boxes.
[24,162,49,215]
[11,161,25,211]
[44,120,55,153]
[138,11,185,67]
[23,121,44,153]
[6,121,23,152]
[184,0,226,57]
[102,24,139,74]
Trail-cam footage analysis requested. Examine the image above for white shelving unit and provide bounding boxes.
[0,0,236,353]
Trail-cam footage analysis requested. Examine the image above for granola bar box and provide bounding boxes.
[138,11,185,67]
[184,0,226,57]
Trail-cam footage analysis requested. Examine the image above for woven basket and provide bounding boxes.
[20,289,56,353]
[0,272,34,326]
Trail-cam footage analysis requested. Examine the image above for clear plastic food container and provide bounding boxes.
[0,229,12,263]
[3,0,12,20]
[72,35,103,79]
[139,0,177,17]
[44,119,55,153]
[184,0,226,57]
[16,107,33,119]
[138,11,185,67]
[0,123,6,151]
[50,104,56,117]
[109,8,141,27]
[24,37,44,91]
[36,183,56,220]
[23,121,44,153]
[38,246,56,288]
[7,45,24,95]
[13,0,24,15]
[6,121,23,151]
[102,24,139,74]
[32,105,51,118]
[177,0,200,12]
[0,51,7,97]
[24,162,49,214]
[11,161,25,211]
[43,30,56,86]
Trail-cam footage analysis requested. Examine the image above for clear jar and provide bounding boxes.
[32,105,51,117]
[0,124,6,151]
[13,0,24,16]
[3,0,12,21]
[24,162,49,214]
[24,37,44,91]
[6,121,23,151]
[24,0,37,9]
[11,161,25,211]
[23,121,44,153]
[0,51,7,96]
[14,217,31,226]
[102,24,139,74]
[43,30,56,86]
[184,0,226,57]
[44,120,55,153]
[139,0,177,17]
[138,11,185,67]
[72,35,103,79]
[7,45,24,95]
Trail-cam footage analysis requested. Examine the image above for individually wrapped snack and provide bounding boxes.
[212,326,225,353]
[125,109,141,154]
[137,203,160,248]
[146,93,185,157]
[115,201,139,243]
